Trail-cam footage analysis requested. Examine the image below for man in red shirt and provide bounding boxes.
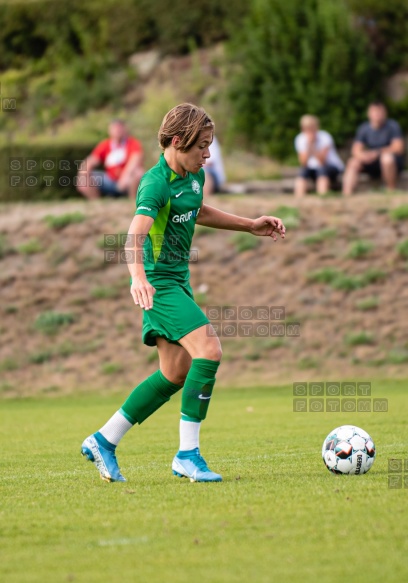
[77,120,144,199]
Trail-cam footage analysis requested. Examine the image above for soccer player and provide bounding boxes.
[81,103,286,483]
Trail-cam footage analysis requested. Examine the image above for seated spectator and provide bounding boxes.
[203,135,226,195]
[294,115,344,198]
[77,120,144,199]
[342,102,405,196]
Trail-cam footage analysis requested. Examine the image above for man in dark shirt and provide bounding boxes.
[342,102,405,195]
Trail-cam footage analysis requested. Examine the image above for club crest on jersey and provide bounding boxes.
[191,179,201,194]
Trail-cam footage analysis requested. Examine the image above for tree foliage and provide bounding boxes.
[229,0,381,159]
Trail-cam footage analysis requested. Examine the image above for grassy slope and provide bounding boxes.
[1,193,408,395]
[1,380,407,583]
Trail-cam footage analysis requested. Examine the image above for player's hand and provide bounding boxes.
[250,216,286,241]
[130,277,156,310]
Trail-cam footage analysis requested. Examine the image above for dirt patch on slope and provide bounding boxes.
[1,194,408,397]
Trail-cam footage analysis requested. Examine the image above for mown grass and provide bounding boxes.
[2,382,407,583]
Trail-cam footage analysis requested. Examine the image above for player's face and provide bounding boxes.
[368,105,387,129]
[178,129,213,174]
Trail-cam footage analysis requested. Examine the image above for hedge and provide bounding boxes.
[0,0,248,70]
[0,144,94,201]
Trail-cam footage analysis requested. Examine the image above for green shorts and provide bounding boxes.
[141,280,209,347]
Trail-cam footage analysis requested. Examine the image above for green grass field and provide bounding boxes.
[2,380,408,583]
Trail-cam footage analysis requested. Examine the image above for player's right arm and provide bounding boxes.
[126,214,156,310]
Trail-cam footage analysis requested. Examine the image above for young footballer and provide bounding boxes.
[81,103,286,483]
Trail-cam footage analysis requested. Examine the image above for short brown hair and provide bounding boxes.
[158,103,214,152]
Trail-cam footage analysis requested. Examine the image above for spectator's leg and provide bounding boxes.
[203,171,215,196]
[127,167,145,199]
[316,176,329,195]
[342,157,362,196]
[380,152,397,191]
[76,172,101,199]
[294,177,308,198]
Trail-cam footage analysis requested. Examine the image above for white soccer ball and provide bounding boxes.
[322,425,376,475]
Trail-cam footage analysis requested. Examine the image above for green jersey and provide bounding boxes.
[134,153,204,284]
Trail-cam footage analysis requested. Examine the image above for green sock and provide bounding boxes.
[181,358,220,421]
[121,370,182,424]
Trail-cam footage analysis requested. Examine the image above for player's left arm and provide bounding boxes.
[196,204,285,241]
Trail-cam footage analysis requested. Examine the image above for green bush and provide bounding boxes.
[390,205,408,221]
[347,0,408,74]
[303,228,337,245]
[230,232,261,253]
[345,331,375,346]
[229,0,380,160]
[17,238,43,255]
[45,212,86,230]
[0,0,248,70]
[355,296,379,311]
[34,311,75,335]
[346,240,374,259]
[397,240,408,259]
[308,267,385,290]
[0,144,92,201]
[272,206,300,229]
[101,362,124,375]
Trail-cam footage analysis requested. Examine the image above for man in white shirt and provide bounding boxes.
[203,136,226,195]
[294,115,344,197]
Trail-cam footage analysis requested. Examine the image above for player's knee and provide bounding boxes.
[161,363,190,386]
[203,344,222,362]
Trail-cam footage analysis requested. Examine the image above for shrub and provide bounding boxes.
[29,350,53,364]
[397,240,408,259]
[303,229,337,245]
[347,0,408,74]
[0,0,248,69]
[0,144,92,202]
[44,212,85,230]
[230,232,261,253]
[91,286,121,300]
[272,206,300,229]
[307,268,340,285]
[0,357,19,371]
[388,348,408,365]
[389,205,408,221]
[355,296,379,311]
[0,234,14,258]
[101,363,124,375]
[229,0,380,160]
[345,331,375,346]
[17,239,43,255]
[34,311,75,335]
[346,240,374,259]
[308,267,385,290]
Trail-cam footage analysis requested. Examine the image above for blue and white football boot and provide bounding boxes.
[172,448,222,482]
[81,433,126,482]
